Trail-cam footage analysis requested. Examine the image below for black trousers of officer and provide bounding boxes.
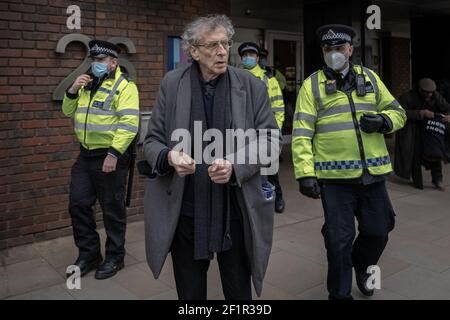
[268,173,283,199]
[170,215,252,300]
[69,153,129,262]
[320,181,395,299]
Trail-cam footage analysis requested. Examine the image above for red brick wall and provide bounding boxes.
[387,37,411,98]
[0,0,230,249]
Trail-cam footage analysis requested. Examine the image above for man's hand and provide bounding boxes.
[208,159,233,184]
[168,151,196,177]
[102,154,118,173]
[298,177,321,199]
[360,113,385,133]
[420,109,435,119]
[68,74,92,94]
[442,114,450,123]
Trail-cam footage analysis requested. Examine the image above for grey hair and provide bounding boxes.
[181,14,235,57]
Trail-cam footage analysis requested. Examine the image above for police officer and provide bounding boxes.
[258,48,275,77]
[292,25,406,299]
[238,42,286,213]
[63,40,140,279]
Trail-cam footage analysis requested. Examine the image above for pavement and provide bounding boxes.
[1,146,450,300]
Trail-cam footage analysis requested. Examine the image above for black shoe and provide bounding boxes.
[275,197,285,213]
[67,255,102,278]
[95,260,124,280]
[355,270,374,297]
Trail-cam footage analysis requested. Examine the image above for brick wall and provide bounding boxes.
[0,0,230,249]
[385,37,411,98]
[390,37,411,98]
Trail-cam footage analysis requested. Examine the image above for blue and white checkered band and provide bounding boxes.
[241,45,257,52]
[322,29,352,43]
[90,44,118,57]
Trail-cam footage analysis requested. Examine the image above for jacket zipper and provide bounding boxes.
[346,92,368,172]
[83,90,95,150]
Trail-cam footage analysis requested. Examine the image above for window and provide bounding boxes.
[167,36,189,71]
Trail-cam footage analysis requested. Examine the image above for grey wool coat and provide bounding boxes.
[142,63,280,296]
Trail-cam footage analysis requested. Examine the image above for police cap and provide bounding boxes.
[88,40,120,58]
[316,24,356,47]
[238,42,260,57]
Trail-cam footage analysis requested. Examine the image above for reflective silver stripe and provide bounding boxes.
[317,103,376,119]
[355,103,377,113]
[294,112,317,123]
[383,100,403,112]
[103,75,125,110]
[389,99,400,107]
[362,67,380,104]
[117,124,139,133]
[270,95,284,103]
[318,104,350,118]
[311,72,324,110]
[74,122,138,133]
[76,106,88,112]
[263,75,268,87]
[74,122,116,132]
[292,128,314,138]
[116,108,140,116]
[316,121,354,134]
[77,107,115,116]
[272,107,285,113]
[77,107,139,117]
[98,87,112,94]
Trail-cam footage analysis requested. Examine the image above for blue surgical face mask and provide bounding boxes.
[91,62,109,78]
[259,57,268,67]
[242,56,257,69]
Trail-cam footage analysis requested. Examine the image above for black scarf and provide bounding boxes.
[190,62,232,260]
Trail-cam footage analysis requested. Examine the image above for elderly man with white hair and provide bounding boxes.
[142,14,280,300]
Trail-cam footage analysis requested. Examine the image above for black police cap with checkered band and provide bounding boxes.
[88,40,120,58]
[316,24,356,46]
[238,42,260,57]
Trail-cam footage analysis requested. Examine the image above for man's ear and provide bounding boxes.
[348,45,354,57]
[107,57,118,71]
[190,47,200,61]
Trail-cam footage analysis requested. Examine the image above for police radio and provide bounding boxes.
[325,80,337,94]
[356,65,366,97]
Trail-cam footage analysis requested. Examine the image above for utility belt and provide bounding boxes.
[79,145,132,158]
[79,145,108,158]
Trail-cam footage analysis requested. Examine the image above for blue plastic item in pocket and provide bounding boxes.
[262,181,275,201]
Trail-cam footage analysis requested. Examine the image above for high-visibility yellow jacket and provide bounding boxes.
[292,65,406,180]
[275,69,287,91]
[62,66,139,156]
[247,64,285,129]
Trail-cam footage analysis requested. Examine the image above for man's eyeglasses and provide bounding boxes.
[195,40,233,51]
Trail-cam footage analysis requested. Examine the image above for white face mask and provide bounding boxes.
[324,51,347,71]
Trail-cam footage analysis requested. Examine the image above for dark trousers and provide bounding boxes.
[320,181,395,300]
[412,157,443,188]
[69,153,129,262]
[170,215,252,300]
[268,173,283,199]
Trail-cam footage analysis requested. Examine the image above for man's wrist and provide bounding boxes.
[66,87,79,99]
[107,147,121,158]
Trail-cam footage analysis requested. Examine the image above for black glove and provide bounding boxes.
[298,177,321,199]
[359,113,385,133]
